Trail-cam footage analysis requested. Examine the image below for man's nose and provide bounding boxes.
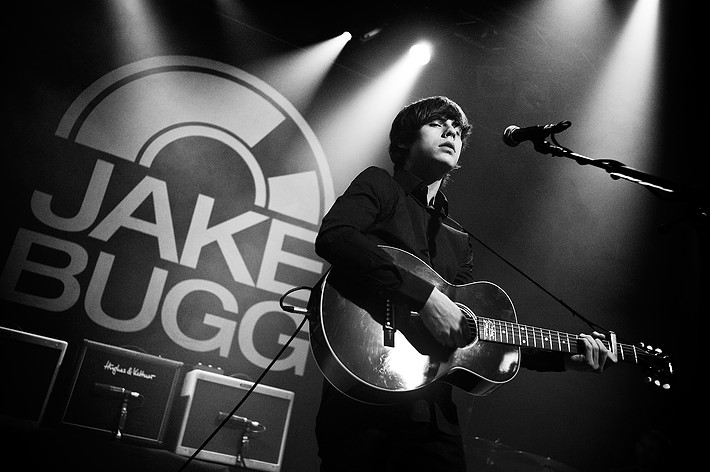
[443,127,456,139]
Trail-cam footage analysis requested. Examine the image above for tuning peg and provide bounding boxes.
[662,383,670,390]
[654,347,663,354]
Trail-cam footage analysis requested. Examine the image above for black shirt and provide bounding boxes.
[316,166,475,310]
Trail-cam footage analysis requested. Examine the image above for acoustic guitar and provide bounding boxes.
[307,246,672,404]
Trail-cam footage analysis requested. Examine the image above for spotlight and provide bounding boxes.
[408,42,431,65]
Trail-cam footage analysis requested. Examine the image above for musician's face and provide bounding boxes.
[404,118,462,180]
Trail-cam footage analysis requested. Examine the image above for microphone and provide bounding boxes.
[502,121,571,147]
[94,382,141,399]
[217,411,266,433]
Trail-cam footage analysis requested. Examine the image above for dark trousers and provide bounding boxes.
[317,418,467,472]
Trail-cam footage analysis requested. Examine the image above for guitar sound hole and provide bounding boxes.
[457,304,477,342]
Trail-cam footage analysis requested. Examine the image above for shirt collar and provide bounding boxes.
[393,168,449,217]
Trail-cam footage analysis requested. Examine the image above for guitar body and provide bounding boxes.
[308,246,521,404]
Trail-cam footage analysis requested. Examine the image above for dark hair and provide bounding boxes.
[388,96,472,169]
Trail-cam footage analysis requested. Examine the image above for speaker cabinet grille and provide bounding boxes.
[61,339,183,446]
[173,370,294,471]
[0,326,67,425]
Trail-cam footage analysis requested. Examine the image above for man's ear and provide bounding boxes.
[395,141,409,151]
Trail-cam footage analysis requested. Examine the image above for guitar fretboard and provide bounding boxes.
[473,317,642,365]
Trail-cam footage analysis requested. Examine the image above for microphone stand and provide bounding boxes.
[532,137,709,230]
[534,138,704,203]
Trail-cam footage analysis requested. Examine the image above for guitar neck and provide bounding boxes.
[474,317,643,365]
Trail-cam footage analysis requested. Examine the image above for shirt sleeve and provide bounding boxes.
[314,167,434,310]
[454,234,476,285]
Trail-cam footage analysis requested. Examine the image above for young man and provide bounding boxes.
[312,96,615,472]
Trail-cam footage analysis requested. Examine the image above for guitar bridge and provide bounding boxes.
[383,299,395,347]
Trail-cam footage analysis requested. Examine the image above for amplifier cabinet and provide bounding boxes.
[172,370,294,471]
[61,339,183,446]
[0,326,68,425]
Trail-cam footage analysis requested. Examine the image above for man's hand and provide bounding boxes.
[565,331,618,373]
[418,287,470,348]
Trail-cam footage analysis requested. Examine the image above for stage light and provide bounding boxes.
[408,42,432,66]
[499,0,662,287]
[360,27,383,43]
[312,40,431,182]
[246,31,350,111]
[579,0,660,169]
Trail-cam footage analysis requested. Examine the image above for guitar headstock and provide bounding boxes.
[637,342,672,390]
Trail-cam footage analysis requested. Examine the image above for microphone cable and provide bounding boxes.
[445,214,607,335]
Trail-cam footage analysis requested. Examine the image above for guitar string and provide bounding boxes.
[463,317,656,359]
[462,317,669,383]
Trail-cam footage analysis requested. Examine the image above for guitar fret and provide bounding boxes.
[565,333,572,352]
[476,319,635,358]
[543,328,549,349]
[605,341,635,363]
[517,325,523,346]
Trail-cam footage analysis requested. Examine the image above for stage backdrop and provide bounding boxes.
[2,1,700,471]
